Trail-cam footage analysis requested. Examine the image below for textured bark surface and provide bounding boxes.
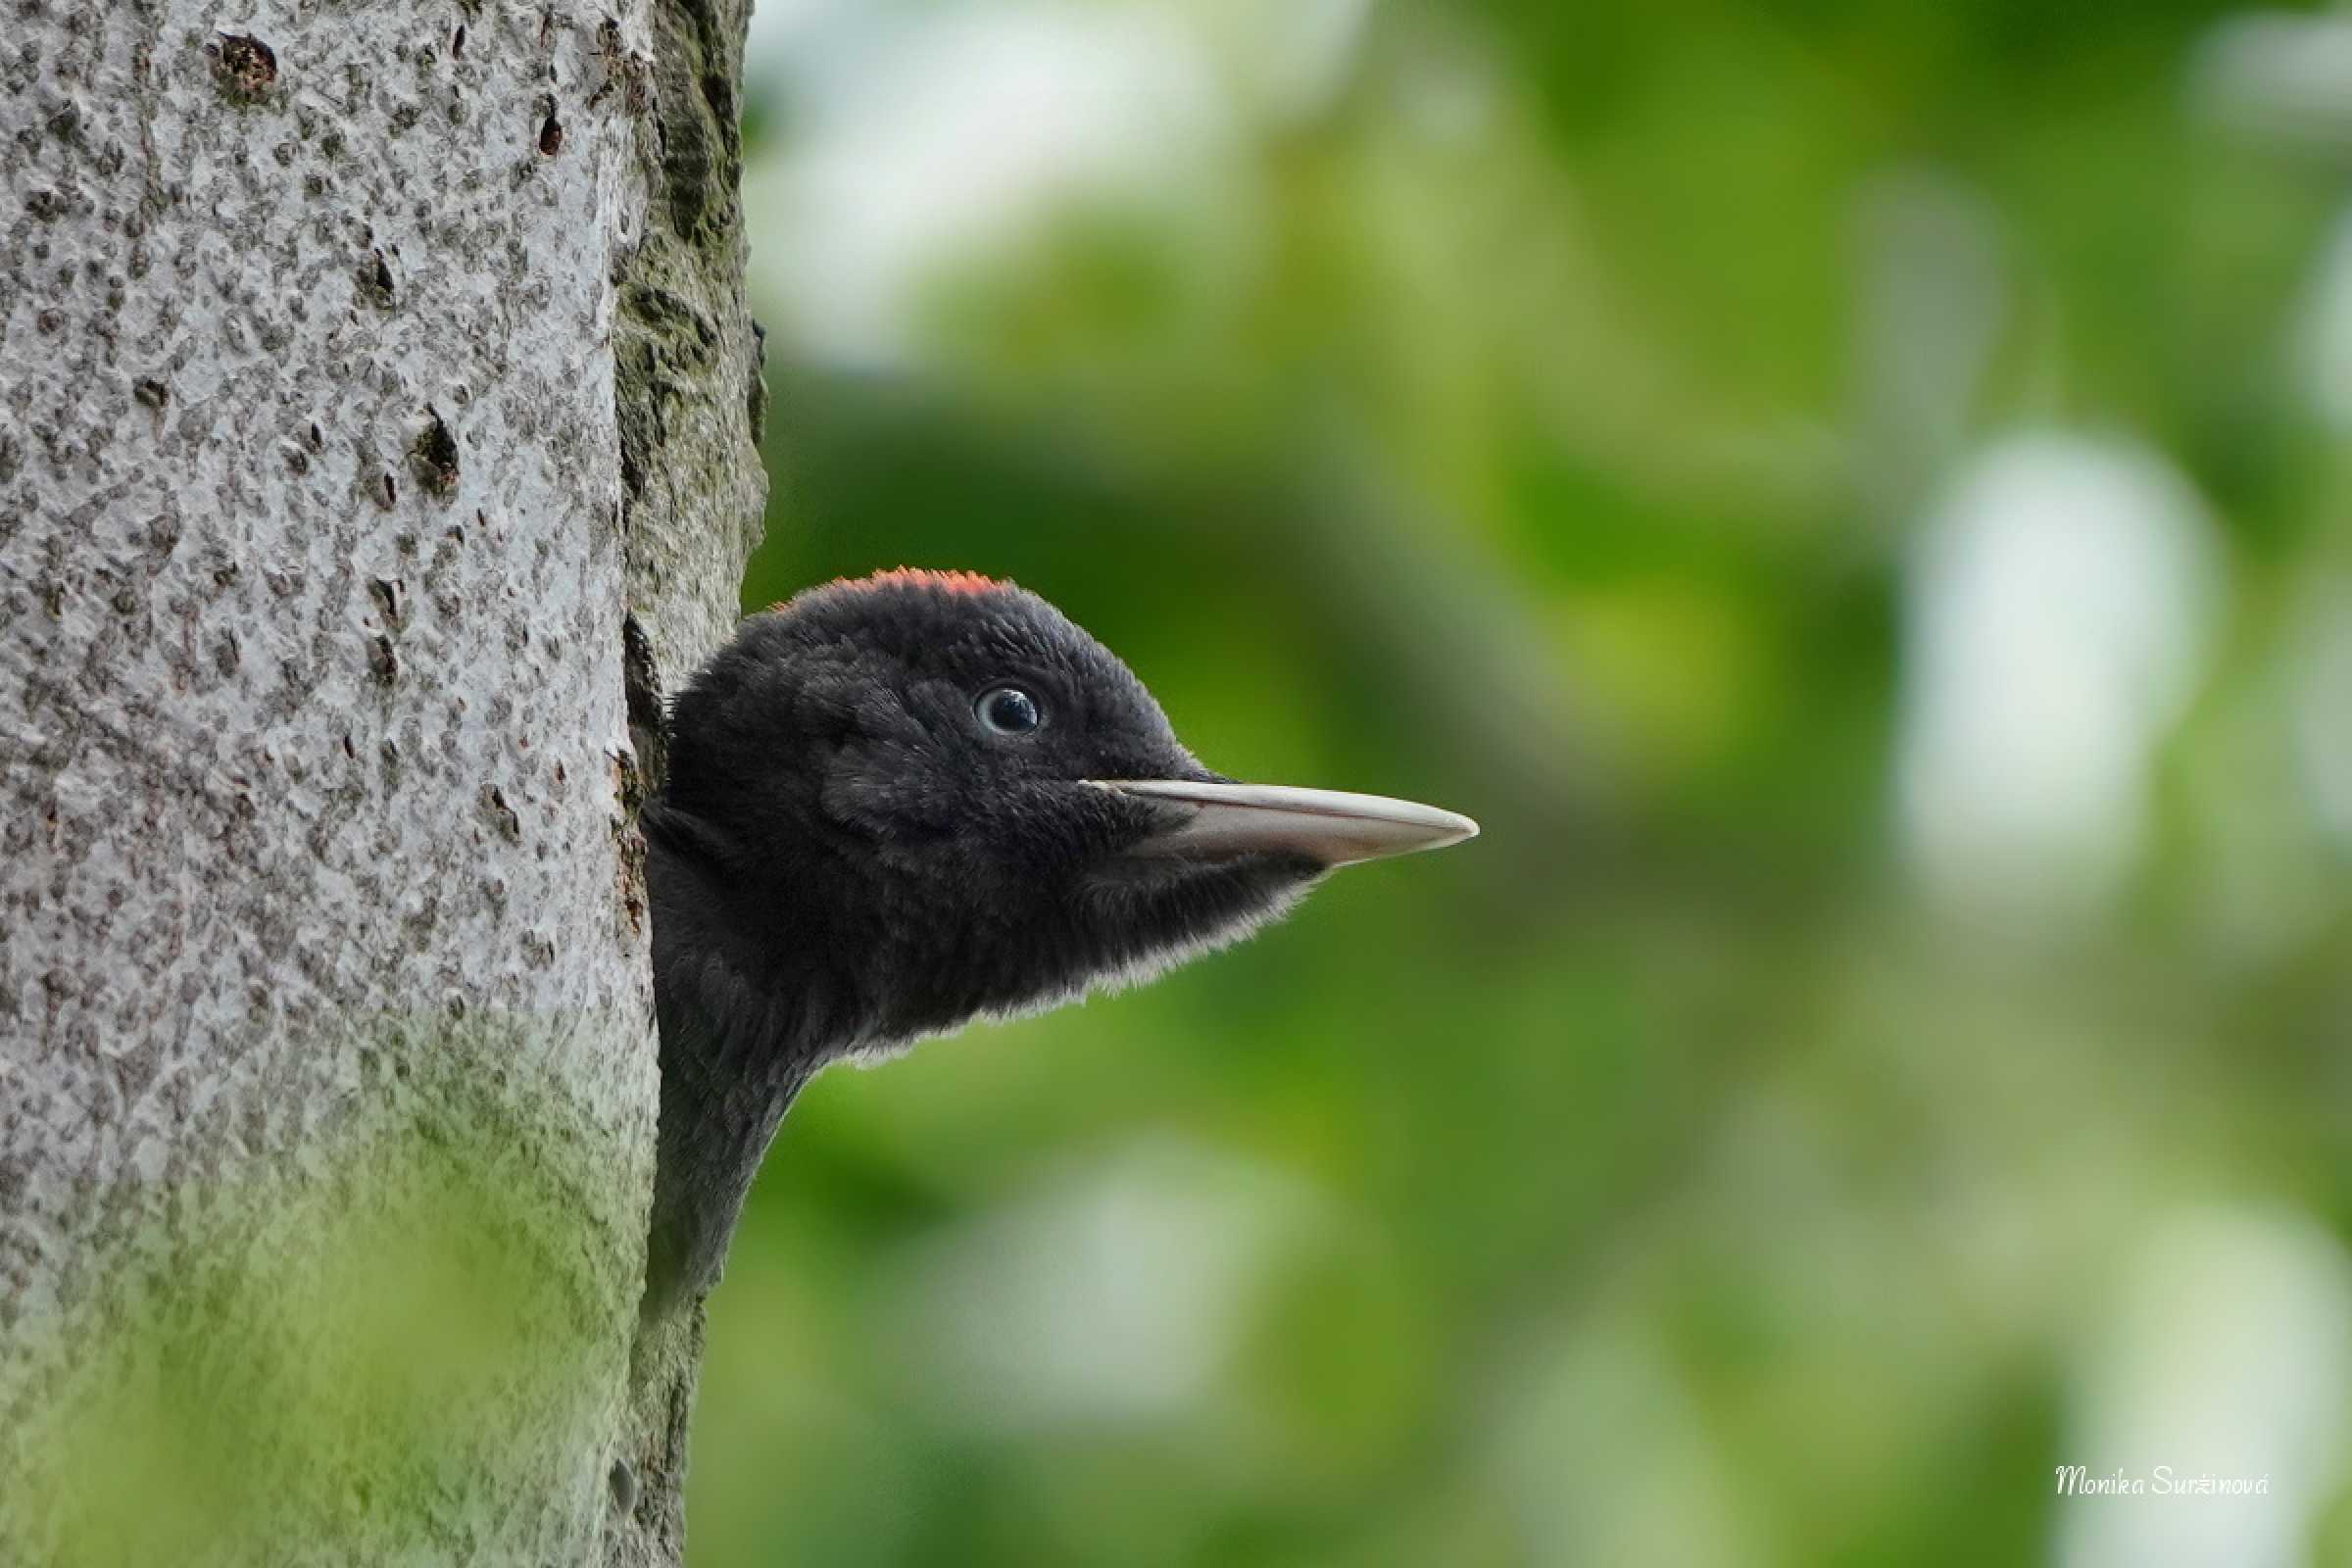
[0,0,763,1561]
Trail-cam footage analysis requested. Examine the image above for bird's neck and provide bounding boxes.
[640,804,850,1314]
[646,801,880,1054]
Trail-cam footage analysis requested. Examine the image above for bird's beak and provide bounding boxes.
[1086,779,1479,868]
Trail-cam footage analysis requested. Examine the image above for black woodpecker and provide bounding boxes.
[641,568,1477,1316]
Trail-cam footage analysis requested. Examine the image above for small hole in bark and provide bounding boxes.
[309,421,323,449]
[411,408,460,497]
[211,33,277,102]
[380,472,398,507]
[609,1459,637,1514]
[484,786,522,843]
[368,577,405,627]
[537,107,563,156]
[452,24,466,57]
[360,249,395,307]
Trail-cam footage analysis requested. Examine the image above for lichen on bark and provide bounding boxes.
[602,0,771,1560]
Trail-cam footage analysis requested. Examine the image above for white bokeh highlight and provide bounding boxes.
[2291,582,2352,848]
[2298,208,2352,431]
[1486,1318,1761,1568]
[2188,10,2352,154]
[880,1136,1323,1430]
[1895,434,2225,918]
[2056,1207,2352,1568]
[743,2,1233,368]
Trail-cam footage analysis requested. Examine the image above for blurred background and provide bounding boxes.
[698,2,2352,1563]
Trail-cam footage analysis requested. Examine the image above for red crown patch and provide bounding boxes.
[837,566,1004,597]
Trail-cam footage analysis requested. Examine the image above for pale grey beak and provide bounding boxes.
[1088,779,1479,868]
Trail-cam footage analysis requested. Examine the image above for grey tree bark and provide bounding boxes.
[0,0,762,1563]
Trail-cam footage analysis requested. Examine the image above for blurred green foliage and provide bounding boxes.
[13,1028,632,1566]
[706,1,2352,1563]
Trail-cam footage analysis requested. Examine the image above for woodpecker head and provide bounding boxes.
[649,568,1477,1060]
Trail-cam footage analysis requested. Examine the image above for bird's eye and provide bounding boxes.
[976,685,1043,736]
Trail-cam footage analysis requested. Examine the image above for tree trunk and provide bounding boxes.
[0,0,762,1561]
